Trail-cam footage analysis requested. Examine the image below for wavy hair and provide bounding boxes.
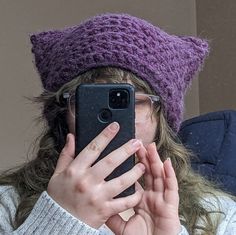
[0,67,230,234]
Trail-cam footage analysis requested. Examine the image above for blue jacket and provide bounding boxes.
[178,110,236,195]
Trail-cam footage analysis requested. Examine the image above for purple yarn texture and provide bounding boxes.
[30,13,209,132]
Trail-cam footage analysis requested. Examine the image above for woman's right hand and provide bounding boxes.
[47,122,145,229]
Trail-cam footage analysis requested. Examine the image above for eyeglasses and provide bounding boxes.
[63,92,160,123]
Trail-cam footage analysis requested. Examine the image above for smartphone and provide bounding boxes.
[75,83,135,197]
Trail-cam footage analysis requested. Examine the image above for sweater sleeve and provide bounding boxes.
[178,225,189,234]
[0,187,109,235]
[215,196,236,234]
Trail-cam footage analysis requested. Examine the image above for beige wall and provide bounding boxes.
[0,0,210,170]
[196,0,236,114]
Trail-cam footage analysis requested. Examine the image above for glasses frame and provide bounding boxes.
[134,93,160,123]
[63,92,161,123]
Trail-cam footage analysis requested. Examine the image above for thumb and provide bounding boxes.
[106,214,126,235]
[54,133,75,174]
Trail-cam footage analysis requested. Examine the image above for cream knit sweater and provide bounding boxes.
[0,185,236,234]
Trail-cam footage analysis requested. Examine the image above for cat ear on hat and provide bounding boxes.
[30,30,64,64]
[30,30,64,90]
[178,35,210,90]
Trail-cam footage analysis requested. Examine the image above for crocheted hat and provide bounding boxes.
[30,13,209,132]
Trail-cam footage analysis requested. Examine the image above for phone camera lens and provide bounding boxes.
[111,97,116,103]
[98,109,112,123]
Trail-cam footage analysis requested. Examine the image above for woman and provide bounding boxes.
[0,13,235,235]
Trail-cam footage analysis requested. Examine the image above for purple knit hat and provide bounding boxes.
[30,13,209,132]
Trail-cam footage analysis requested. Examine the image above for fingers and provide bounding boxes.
[105,163,145,198]
[72,122,120,168]
[106,214,126,235]
[135,181,144,192]
[163,158,179,204]
[136,146,153,190]
[54,133,75,175]
[133,182,144,214]
[92,139,142,180]
[146,143,165,193]
[146,143,179,203]
[108,186,143,214]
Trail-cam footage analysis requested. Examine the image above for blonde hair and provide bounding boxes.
[0,67,231,233]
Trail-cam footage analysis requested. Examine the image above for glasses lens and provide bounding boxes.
[135,94,153,123]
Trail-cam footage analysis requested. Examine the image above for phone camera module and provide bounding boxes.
[109,89,129,109]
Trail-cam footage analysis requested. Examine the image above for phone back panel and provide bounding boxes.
[75,84,135,197]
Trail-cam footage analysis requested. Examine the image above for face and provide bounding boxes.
[135,113,158,146]
[66,90,158,147]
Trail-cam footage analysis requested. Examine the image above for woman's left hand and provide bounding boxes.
[106,143,181,235]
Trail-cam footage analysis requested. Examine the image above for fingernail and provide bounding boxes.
[66,134,70,143]
[139,163,145,172]
[131,139,141,147]
[167,157,172,165]
[151,142,157,149]
[109,122,119,131]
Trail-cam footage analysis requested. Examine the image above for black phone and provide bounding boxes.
[75,83,135,198]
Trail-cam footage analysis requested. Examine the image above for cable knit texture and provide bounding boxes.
[1,186,236,234]
[30,13,209,131]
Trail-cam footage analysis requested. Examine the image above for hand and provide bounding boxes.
[106,143,181,235]
[47,122,145,228]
